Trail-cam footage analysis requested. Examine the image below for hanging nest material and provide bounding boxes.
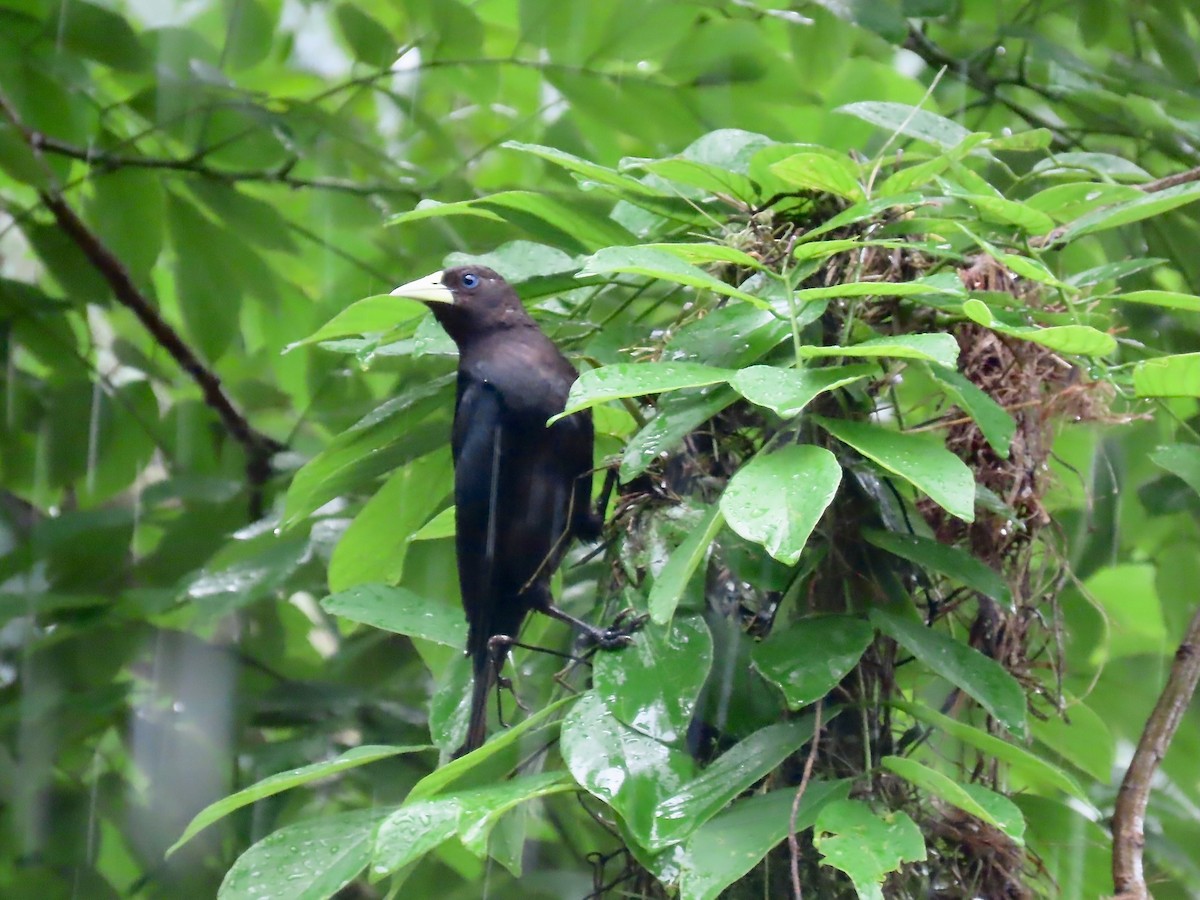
[603,195,1120,898]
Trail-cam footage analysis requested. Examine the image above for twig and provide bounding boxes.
[1111,603,1200,899]
[30,134,418,198]
[0,89,282,518]
[789,699,823,900]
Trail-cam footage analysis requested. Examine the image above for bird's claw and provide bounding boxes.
[593,610,649,649]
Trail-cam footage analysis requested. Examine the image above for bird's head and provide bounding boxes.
[390,265,533,345]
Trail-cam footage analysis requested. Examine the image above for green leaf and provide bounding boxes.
[955,194,1055,235]
[620,388,738,481]
[816,417,975,522]
[562,692,696,847]
[871,605,1027,737]
[88,170,163,282]
[594,615,713,744]
[983,129,1053,152]
[390,192,634,252]
[560,362,734,417]
[1112,290,1200,311]
[186,181,298,253]
[733,363,876,417]
[373,772,572,876]
[409,695,580,801]
[219,810,387,900]
[321,584,466,647]
[334,3,397,67]
[579,246,767,307]
[798,333,960,369]
[927,364,1016,457]
[281,377,453,526]
[51,0,147,71]
[1133,352,1200,397]
[1056,181,1200,242]
[1031,152,1150,182]
[409,505,456,541]
[1029,696,1115,784]
[647,503,724,624]
[0,123,47,186]
[720,445,841,565]
[798,193,927,242]
[648,715,819,849]
[285,295,426,352]
[814,799,926,900]
[640,242,763,269]
[895,700,1087,801]
[503,141,667,196]
[837,101,974,149]
[963,298,1116,357]
[1150,444,1200,497]
[678,781,853,900]
[752,616,875,710]
[327,449,453,591]
[770,152,864,201]
[878,135,991,193]
[792,277,963,304]
[881,756,1024,844]
[864,529,1013,610]
[628,158,758,202]
[170,746,423,857]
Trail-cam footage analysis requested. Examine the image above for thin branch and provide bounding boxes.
[0,89,282,518]
[29,133,418,198]
[789,699,823,900]
[1111,602,1200,899]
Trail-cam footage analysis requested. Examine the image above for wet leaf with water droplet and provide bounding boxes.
[321,583,466,646]
[594,615,713,744]
[751,616,874,710]
[561,692,696,846]
[816,417,975,522]
[721,445,841,565]
[559,361,735,419]
[219,809,388,900]
[732,363,876,418]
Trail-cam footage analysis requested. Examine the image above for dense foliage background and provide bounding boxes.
[2,0,1200,897]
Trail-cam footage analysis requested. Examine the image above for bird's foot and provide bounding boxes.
[592,608,649,650]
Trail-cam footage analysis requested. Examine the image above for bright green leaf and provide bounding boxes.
[816,417,976,521]
[721,444,841,564]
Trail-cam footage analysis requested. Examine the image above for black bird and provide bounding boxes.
[390,265,633,755]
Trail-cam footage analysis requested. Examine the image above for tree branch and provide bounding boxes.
[1111,602,1200,899]
[0,89,282,518]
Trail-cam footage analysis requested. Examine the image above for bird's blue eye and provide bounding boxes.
[462,273,479,288]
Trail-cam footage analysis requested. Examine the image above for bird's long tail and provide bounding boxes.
[457,650,497,758]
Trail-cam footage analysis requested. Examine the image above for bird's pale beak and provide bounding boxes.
[390,271,454,305]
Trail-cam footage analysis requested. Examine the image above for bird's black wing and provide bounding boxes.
[451,369,526,666]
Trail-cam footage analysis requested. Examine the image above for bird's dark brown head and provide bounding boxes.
[390,265,534,346]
